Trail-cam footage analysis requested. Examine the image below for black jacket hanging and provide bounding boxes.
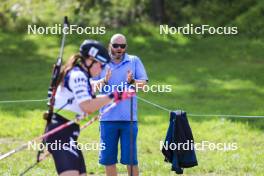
[162,110,198,174]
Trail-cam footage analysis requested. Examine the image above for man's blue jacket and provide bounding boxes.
[162,111,198,174]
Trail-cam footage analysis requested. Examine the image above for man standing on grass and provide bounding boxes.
[97,33,148,176]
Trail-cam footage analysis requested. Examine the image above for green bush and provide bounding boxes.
[232,1,264,36]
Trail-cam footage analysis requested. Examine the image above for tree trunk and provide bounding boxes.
[151,0,165,24]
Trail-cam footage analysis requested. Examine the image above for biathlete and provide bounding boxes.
[45,39,134,176]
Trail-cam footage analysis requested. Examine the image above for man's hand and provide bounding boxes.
[127,70,134,84]
[104,68,112,84]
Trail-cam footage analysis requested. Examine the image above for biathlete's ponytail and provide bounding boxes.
[58,53,83,85]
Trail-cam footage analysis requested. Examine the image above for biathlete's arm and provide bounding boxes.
[79,95,112,114]
[79,90,135,114]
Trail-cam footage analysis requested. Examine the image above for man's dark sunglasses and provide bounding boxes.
[112,43,126,49]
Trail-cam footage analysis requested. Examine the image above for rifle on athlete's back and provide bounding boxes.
[43,16,69,122]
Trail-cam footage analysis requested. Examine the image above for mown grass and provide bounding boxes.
[0,26,264,175]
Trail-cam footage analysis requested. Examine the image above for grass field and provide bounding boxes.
[0,27,264,175]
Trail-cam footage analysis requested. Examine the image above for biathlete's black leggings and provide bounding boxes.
[45,113,86,175]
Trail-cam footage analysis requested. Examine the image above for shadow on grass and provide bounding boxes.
[0,31,52,116]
